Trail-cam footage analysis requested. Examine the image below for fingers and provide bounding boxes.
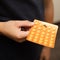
[14,31,29,42]
[16,20,34,27]
[20,31,29,38]
[16,29,29,39]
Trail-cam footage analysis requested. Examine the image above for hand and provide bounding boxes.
[0,20,34,42]
[40,47,51,60]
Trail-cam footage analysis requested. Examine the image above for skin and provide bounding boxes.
[40,0,54,60]
[0,20,34,42]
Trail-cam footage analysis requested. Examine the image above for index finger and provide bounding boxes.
[16,20,34,27]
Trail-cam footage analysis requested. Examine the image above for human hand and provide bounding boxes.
[40,47,51,60]
[0,20,34,42]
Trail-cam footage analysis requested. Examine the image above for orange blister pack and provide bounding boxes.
[26,19,58,48]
